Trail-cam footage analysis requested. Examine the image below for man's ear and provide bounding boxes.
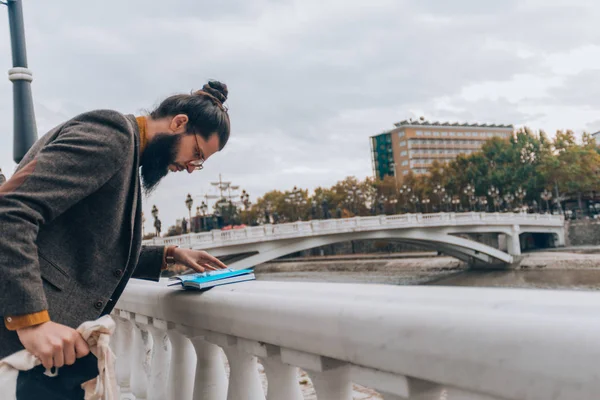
[170,114,189,133]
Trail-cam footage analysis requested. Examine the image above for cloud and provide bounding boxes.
[1,0,600,231]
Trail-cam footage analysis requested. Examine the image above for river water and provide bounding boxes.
[255,252,600,291]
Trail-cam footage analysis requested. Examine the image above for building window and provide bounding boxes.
[424,131,432,136]
[442,132,448,137]
[457,132,464,137]
[398,132,405,138]
[401,160,408,166]
[401,150,407,156]
[416,131,423,136]
[450,132,456,137]
[403,170,408,175]
[399,141,406,147]
[434,131,440,137]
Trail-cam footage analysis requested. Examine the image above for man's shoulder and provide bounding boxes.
[69,109,135,132]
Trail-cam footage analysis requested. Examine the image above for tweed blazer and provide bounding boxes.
[0,110,165,358]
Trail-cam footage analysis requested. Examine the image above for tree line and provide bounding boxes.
[241,128,600,224]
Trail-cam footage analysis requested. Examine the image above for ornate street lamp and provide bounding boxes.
[487,186,500,212]
[478,196,488,212]
[541,189,552,214]
[503,193,515,212]
[442,194,451,212]
[463,184,475,211]
[185,193,193,233]
[433,184,445,212]
[451,196,461,212]
[422,197,431,213]
[409,194,420,213]
[390,198,398,214]
[0,168,5,186]
[515,186,527,208]
[240,189,251,211]
[399,184,412,212]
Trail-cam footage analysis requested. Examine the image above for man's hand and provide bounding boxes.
[17,321,90,369]
[172,248,228,272]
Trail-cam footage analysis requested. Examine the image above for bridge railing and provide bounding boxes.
[148,212,564,248]
[112,279,600,400]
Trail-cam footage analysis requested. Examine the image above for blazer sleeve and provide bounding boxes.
[0,111,132,317]
[131,245,166,281]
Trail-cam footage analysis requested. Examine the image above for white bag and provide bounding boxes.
[0,315,118,400]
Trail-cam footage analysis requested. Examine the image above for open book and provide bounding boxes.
[168,268,255,290]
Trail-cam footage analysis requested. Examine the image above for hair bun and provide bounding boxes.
[199,80,228,104]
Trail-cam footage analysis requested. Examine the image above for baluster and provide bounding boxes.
[235,339,302,400]
[307,366,352,400]
[281,349,351,400]
[130,315,153,400]
[211,334,265,400]
[113,313,134,399]
[167,325,197,400]
[262,356,303,400]
[190,336,228,400]
[146,319,172,400]
[351,366,408,400]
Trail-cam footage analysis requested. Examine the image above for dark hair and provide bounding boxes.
[150,80,230,150]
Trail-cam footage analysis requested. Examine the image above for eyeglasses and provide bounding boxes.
[188,134,205,171]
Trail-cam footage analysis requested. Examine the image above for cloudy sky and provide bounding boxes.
[1,0,599,231]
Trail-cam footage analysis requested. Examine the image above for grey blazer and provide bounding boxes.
[0,109,165,358]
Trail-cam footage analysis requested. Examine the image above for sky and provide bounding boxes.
[1,0,600,232]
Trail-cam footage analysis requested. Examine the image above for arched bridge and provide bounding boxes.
[145,212,565,269]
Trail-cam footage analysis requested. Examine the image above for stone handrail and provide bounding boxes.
[112,278,598,400]
[146,212,564,249]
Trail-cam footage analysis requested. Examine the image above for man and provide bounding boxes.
[0,80,231,398]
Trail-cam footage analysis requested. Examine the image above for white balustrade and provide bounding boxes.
[146,212,564,258]
[113,279,600,400]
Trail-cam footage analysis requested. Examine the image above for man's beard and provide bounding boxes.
[140,133,181,195]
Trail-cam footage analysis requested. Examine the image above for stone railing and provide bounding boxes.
[111,278,598,400]
[146,212,564,249]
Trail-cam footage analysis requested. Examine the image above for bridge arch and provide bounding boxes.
[227,229,513,270]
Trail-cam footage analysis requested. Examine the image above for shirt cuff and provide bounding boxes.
[5,310,50,331]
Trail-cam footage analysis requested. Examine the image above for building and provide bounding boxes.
[371,119,514,181]
[592,131,600,145]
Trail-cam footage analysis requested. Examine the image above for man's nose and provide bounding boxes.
[187,164,195,174]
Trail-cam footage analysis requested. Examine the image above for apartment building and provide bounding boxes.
[371,119,514,182]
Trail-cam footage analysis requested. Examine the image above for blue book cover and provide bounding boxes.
[168,268,254,287]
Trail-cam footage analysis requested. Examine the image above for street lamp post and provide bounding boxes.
[451,196,460,212]
[515,186,527,210]
[185,193,193,232]
[463,184,475,211]
[487,186,500,212]
[422,197,430,213]
[409,194,419,213]
[0,168,6,186]
[399,185,411,213]
[541,189,552,214]
[442,194,451,212]
[433,184,445,212]
[503,193,515,212]
[3,0,38,163]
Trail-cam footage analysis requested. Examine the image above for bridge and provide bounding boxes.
[146,212,565,268]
